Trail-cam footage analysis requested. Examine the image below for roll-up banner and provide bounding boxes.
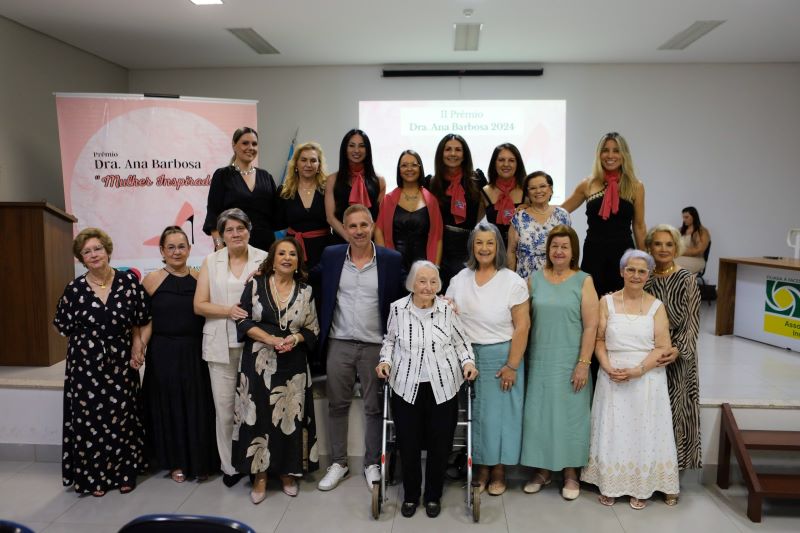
[55,93,258,277]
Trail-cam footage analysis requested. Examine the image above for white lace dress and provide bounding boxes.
[581,295,680,498]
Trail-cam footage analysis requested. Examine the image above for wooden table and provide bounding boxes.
[715,257,800,336]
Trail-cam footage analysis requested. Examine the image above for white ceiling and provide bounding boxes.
[2,0,800,69]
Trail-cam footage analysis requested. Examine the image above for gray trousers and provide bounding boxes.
[326,339,382,467]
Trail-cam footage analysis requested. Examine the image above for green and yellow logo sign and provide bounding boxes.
[763,279,800,339]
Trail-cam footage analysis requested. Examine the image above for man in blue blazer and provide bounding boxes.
[314,204,404,492]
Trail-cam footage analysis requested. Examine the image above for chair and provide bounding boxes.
[697,240,714,305]
[118,514,256,533]
[0,520,35,533]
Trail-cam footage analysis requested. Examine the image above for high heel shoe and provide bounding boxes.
[175,202,195,244]
[251,474,267,504]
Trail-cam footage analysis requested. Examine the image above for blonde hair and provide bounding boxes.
[645,224,685,257]
[281,142,327,199]
[591,132,640,202]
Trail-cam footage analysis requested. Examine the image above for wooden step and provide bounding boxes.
[741,430,800,451]
[757,473,800,498]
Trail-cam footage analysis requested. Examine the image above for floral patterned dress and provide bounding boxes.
[511,206,572,279]
[53,270,150,494]
[231,277,319,476]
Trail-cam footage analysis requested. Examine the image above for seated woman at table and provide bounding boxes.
[375,150,443,270]
[674,206,711,274]
[376,260,478,518]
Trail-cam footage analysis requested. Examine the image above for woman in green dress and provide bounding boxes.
[520,224,599,500]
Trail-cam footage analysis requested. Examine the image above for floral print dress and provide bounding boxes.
[232,277,319,476]
[53,270,149,494]
[511,206,572,279]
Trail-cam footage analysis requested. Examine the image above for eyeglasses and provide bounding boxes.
[164,244,188,253]
[80,245,105,257]
[623,267,649,276]
[604,131,620,139]
[399,163,420,169]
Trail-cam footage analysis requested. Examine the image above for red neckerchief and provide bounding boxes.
[599,170,620,220]
[445,169,466,224]
[347,163,371,208]
[493,177,516,225]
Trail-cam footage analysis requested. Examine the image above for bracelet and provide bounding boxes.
[639,363,646,375]
[293,333,301,346]
[578,358,591,366]
[503,363,518,371]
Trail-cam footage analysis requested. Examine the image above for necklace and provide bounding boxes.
[164,265,190,276]
[268,275,296,331]
[620,289,644,321]
[234,164,255,176]
[654,262,676,275]
[548,267,570,283]
[299,186,315,196]
[530,204,550,215]
[402,189,420,201]
[87,268,113,289]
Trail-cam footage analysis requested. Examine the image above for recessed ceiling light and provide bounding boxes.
[658,20,725,50]
[228,28,280,54]
[454,23,482,51]
[190,0,223,5]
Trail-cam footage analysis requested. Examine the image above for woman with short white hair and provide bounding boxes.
[376,260,478,518]
[581,249,679,509]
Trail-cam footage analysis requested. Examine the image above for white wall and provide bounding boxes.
[129,63,800,283]
[0,16,128,208]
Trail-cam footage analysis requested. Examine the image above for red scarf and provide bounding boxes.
[445,169,466,224]
[347,164,371,208]
[599,170,620,220]
[493,177,517,225]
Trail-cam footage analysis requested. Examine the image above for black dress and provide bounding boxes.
[331,176,380,244]
[232,278,320,476]
[580,188,635,298]
[53,270,149,494]
[393,206,430,271]
[435,178,482,291]
[142,273,219,478]
[203,166,278,252]
[275,185,330,271]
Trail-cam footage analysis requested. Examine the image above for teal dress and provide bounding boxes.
[520,270,591,470]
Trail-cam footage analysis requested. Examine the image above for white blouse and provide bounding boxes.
[445,267,529,344]
[379,294,475,405]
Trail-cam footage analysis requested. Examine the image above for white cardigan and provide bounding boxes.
[379,294,475,405]
[201,245,268,364]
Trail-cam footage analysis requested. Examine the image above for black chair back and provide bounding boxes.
[118,514,256,533]
[0,520,35,533]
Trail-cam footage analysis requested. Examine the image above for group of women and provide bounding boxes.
[53,126,706,514]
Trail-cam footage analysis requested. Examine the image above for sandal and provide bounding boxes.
[561,476,580,500]
[599,495,615,506]
[523,471,552,494]
[664,493,679,506]
[92,490,105,498]
[170,469,186,483]
[119,485,135,494]
[281,476,298,497]
[487,466,506,496]
[629,497,647,510]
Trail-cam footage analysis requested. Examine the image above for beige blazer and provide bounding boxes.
[201,244,268,364]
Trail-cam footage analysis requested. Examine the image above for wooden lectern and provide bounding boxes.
[0,202,77,366]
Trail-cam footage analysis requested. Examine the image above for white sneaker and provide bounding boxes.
[364,464,381,490]
[318,463,349,491]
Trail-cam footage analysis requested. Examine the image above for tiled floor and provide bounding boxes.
[0,461,798,533]
[2,303,799,532]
